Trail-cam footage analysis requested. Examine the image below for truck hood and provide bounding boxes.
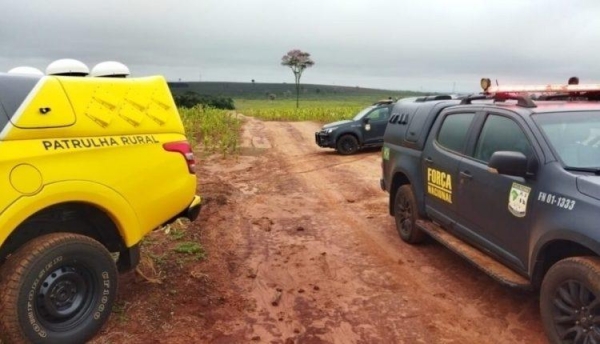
[577,176,600,200]
[322,120,352,129]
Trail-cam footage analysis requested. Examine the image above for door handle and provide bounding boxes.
[424,157,433,164]
[459,171,472,180]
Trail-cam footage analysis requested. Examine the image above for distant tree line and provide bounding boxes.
[173,91,235,110]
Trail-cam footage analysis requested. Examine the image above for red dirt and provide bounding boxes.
[92,116,548,344]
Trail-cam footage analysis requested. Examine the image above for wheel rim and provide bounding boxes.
[341,138,355,153]
[552,280,600,343]
[396,193,413,236]
[35,263,97,331]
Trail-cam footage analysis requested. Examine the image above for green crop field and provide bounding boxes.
[170,81,434,124]
[179,106,241,156]
[243,107,362,122]
[173,81,440,155]
[233,98,370,122]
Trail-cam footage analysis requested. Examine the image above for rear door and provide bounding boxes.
[363,106,391,144]
[422,110,477,227]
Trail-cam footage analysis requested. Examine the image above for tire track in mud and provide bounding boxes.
[262,121,453,343]
[92,116,547,344]
[238,120,547,344]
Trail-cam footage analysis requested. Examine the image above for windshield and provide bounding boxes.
[533,111,600,168]
[352,106,376,121]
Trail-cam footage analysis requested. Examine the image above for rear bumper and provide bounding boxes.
[186,195,202,221]
[315,132,334,148]
[162,195,202,227]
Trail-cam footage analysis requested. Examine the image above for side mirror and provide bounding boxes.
[362,117,370,124]
[488,151,528,177]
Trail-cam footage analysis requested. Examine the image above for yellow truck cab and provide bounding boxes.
[0,59,201,343]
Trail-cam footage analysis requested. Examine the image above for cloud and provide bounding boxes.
[1,0,599,92]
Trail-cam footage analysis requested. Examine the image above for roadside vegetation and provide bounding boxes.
[173,82,434,155]
[177,99,371,156]
[179,106,242,155]
[171,81,429,146]
[135,218,204,286]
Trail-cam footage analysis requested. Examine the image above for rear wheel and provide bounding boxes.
[0,233,118,344]
[336,135,359,155]
[394,185,425,244]
[540,256,600,344]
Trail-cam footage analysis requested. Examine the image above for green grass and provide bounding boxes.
[179,106,242,155]
[241,105,363,123]
[234,98,383,111]
[234,99,380,123]
[173,242,206,261]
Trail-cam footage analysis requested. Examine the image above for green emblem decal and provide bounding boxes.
[508,182,531,218]
[382,147,390,160]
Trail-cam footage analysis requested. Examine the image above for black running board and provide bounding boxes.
[416,220,532,290]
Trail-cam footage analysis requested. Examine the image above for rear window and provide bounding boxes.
[436,113,475,153]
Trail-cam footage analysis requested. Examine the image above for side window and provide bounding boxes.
[367,107,389,121]
[474,115,533,163]
[436,113,475,153]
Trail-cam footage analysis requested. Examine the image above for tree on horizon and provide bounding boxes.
[281,49,315,108]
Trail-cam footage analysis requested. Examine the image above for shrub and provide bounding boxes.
[174,91,235,110]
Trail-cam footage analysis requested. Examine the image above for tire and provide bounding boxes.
[0,233,118,344]
[394,185,425,244]
[336,134,359,155]
[540,256,600,344]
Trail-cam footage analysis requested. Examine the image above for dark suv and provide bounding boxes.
[380,84,600,344]
[315,95,452,155]
[314,99,394,155]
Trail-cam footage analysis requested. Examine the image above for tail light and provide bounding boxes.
[163,141,196,174]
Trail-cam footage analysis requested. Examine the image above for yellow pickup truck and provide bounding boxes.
[0,60,201,343]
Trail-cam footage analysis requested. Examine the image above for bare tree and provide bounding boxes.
[281,49,315,108]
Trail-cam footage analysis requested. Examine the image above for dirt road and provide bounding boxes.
[93,116,547,344]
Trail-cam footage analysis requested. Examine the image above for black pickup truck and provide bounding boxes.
[380,88,600,344]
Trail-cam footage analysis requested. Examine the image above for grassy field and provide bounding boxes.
[174,82,434,155]
[179,101,364,155]
[234,99,371,122]
[234,98,375,110]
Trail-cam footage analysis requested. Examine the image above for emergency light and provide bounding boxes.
[466,77,600,108]
[480,78,600,94]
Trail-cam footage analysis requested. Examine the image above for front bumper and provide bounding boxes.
[315,132,334,148]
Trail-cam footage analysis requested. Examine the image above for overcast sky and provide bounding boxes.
[2,0,599,92]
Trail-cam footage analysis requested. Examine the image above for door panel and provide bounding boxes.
[363,107,390,144]
[457,113,536,271]
[422,112,475,226]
